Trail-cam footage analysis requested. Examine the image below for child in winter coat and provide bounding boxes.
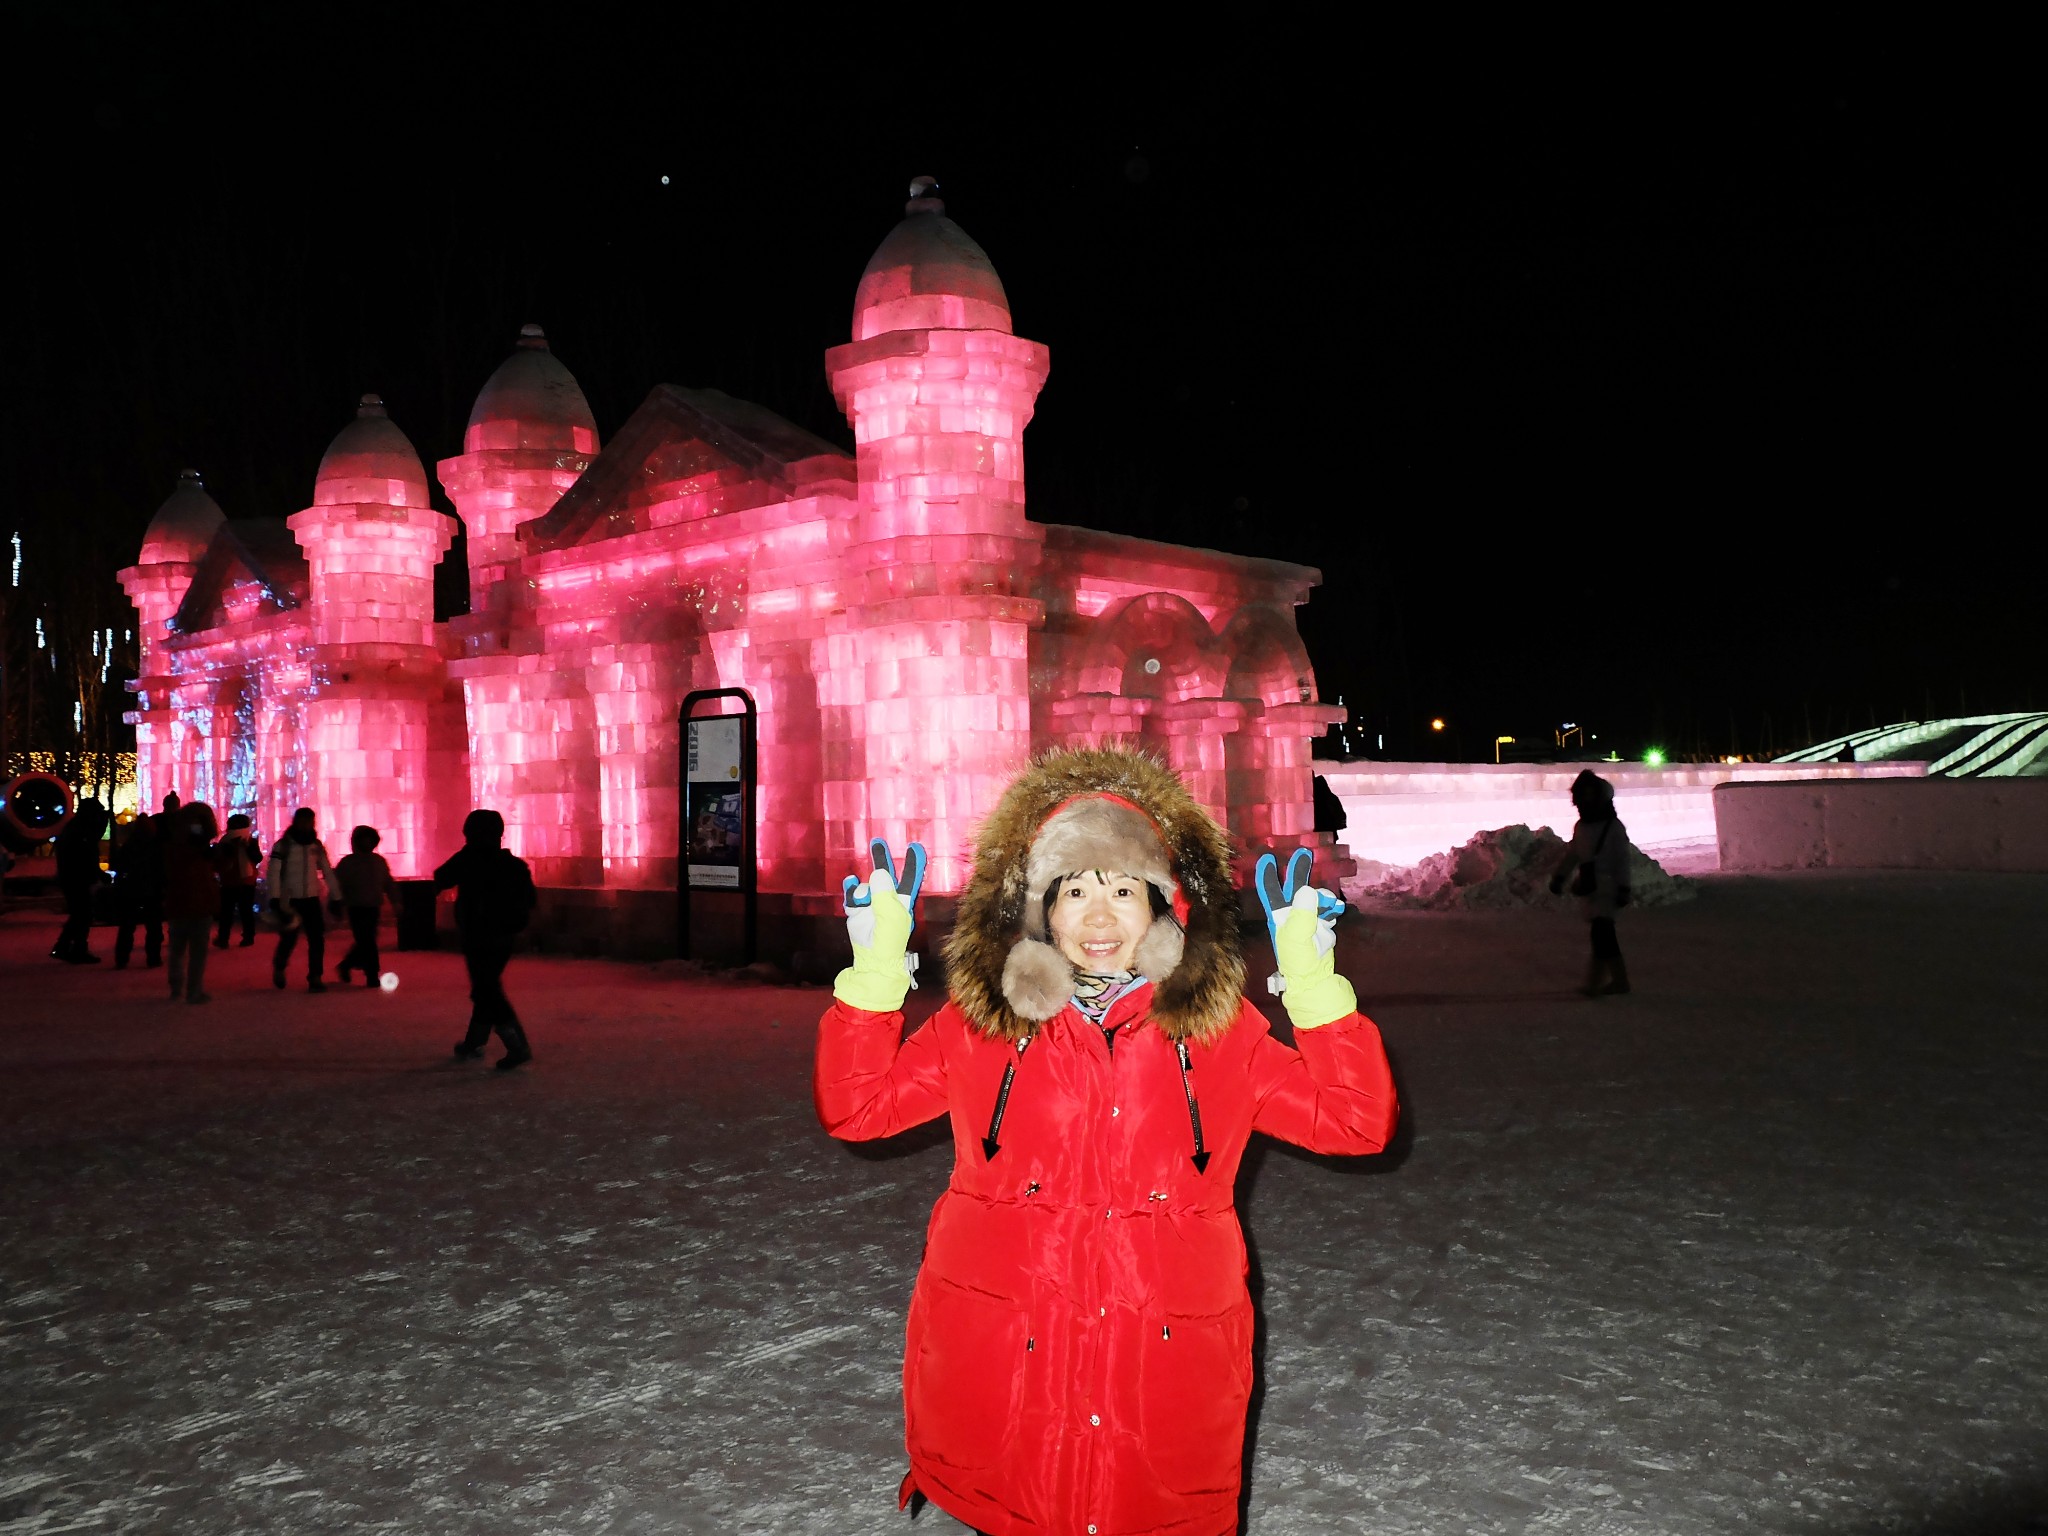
[212,814,263,948]
[110,812,165,969]
[1548,768,1634,995]
[333,825,399,988]
[814,747,1398,1536]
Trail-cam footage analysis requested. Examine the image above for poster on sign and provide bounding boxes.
[685,716,745,889]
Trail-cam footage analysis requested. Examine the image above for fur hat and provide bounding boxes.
[944,746,1244,1043]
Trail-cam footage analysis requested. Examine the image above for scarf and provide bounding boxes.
[1070,969,1146,1027]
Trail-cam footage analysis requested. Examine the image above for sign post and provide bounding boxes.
[677,688,757,964]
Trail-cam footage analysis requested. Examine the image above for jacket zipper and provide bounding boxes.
[1175,1039,1212,1174]
[980,1034,1032,1161]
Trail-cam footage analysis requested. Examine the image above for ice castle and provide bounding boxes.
[119,182,1348,910]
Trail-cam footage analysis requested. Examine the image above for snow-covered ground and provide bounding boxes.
[2,871,2043,1535]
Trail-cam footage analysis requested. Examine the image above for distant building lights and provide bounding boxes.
[9,532,19,587]
[73,700,83,732]
[35,617,46,649]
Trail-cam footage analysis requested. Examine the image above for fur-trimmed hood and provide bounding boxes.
[944,747,1244,1043]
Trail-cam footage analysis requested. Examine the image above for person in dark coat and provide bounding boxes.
[433,809,537,1069]
[1549,768,1634,996]
[212,814,263,948]
[162,801,221,1003]
[50,797,110,964]
[333,824,398,988]
[815,747,1398,1535]
[111,812,166,969]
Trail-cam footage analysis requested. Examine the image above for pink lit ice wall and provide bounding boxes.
[124,184,1351,901]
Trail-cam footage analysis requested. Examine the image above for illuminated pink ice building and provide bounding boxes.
[121,183,1347,917]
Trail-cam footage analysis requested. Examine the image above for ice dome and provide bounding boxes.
[463,325,600,455]
[851,177,1012,341]
[314,394,430,507]
[138,469,226,565]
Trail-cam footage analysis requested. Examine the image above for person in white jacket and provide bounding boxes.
[1549,769,1633,996]
[268,807,341,992]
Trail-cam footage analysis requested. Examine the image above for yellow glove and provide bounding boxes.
[1273,884,1356,1030]
[834,867,915,1014]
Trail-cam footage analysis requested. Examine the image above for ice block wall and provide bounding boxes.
[1031,527,1346,882]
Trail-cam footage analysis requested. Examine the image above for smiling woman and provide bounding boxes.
[814,745,1400,1535]
[1046,870,1153,972]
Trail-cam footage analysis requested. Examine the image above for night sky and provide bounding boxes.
[9,18,2038,763]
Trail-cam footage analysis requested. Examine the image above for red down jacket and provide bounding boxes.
[815,984,1397,1536]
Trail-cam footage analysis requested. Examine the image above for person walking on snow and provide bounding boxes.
[269,807,340,992]
[1548,768,1633,996]
[50,798,110,964]
[162,801,220,1003]
[333,825,399,987]
[213,813,263,948]
[815,746,1399,1536]
[433,809,536,1070]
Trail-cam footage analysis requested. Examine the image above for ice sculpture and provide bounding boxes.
[123,183,1347,899]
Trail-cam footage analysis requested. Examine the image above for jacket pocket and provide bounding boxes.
[1139,1307,1254,1497]
[905,1280,1029,1473]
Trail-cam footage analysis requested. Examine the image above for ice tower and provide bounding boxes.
[822,178,1052,892]
[118,470,226,808]
[284,396,462,875]
[441,328,604,882]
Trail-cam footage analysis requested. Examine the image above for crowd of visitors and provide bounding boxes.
[32,795,536,1067]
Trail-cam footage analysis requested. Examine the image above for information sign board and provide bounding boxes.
[685,715,745,889]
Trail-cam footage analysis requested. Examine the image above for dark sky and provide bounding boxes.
[9,16,2038,762]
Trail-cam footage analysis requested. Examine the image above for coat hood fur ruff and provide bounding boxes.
[944,747,1245,1044]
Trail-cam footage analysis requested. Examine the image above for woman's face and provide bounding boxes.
[1047,872,1153,973]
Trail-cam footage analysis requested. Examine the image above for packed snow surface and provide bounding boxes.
[1352,822,1699,911]
[2,871,2043,1534]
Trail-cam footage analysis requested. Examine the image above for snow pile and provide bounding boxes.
[1348,823,1698,911]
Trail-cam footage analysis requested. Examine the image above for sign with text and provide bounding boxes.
[685,716,745,889]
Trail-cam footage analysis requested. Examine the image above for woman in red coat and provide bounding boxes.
[815,748,1398,1536]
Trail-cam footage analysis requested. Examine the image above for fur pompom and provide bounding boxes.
[1131,920,1184,982]
[1001,939,1074,1022]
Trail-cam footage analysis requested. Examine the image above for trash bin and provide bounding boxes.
[396,879,440,951]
